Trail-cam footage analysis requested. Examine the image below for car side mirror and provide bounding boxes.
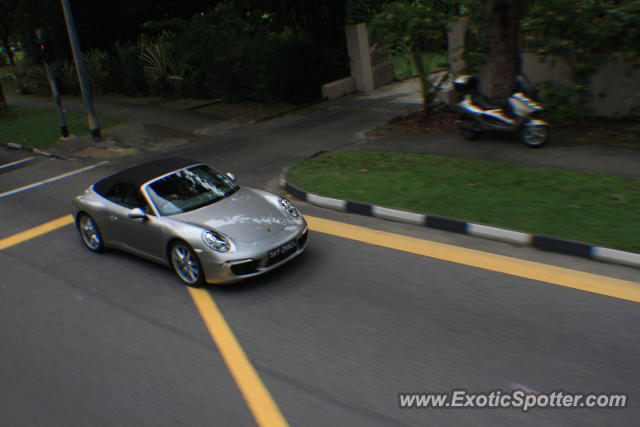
[226,172,238,184]
[128,207,147,220]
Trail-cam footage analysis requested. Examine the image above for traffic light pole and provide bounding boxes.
[36,29,69,138]
[60,0,101,140]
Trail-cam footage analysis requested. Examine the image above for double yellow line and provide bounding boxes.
[2,214,638,427]
[0,214,288,427]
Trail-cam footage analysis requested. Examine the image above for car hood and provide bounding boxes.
[172,188,294,242]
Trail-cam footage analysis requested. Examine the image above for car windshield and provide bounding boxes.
[146,165,238,215]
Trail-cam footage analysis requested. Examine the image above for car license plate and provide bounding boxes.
[269,240,297,260]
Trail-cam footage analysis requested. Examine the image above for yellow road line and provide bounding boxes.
[0,215,288,426]
[188,288,289,427]
[306,216,640,303]
[0,214,74,250]
[1,213,637,426]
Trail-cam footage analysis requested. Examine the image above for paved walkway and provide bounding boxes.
[6,78,640,178]
[6,93,237,159]
[346,131,640,178]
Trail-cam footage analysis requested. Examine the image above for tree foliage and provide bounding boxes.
[173,0,346,102]
[0,0,23,64]
[523,0,640,89]
[524,0,640,62]
[369,0,455,110]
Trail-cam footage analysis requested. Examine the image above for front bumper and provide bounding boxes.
[198,226,308,284]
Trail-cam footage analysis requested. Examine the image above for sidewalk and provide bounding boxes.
[6,94,239,159]
[6,78,639,178]
[345,131,640,179]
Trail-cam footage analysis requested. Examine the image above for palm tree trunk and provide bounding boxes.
[483,0,528,102]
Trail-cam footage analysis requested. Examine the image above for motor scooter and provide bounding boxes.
[453,75,549,148]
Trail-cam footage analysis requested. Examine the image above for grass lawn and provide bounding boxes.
[393,52,448,80]
[0,106,127,148]
[287,152,640,252]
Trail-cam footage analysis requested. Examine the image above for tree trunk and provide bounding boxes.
[0,81,7,109]
[483,0,528,102]
[412,49,431,113]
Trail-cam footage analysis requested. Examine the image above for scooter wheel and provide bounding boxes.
[461,128,480,140]
[459,117,480,140]
[520,122,549,148]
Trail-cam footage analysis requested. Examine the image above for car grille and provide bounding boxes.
[230,260,260,276]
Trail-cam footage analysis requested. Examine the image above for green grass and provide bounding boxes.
[287,152,640,252]
[0,106,128,148]
[393,52,448,80]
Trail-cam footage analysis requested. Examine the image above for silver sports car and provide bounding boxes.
[71,158,308,286]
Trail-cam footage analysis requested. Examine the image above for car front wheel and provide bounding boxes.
[77,213,104,252]
[169,241,204,287]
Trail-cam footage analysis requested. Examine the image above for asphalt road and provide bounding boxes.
[1,101,639,427]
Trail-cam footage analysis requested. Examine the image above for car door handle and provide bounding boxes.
[110,215,119,221]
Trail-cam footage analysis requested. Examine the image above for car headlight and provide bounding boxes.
[202,230,230,252]
[279,197,299,217]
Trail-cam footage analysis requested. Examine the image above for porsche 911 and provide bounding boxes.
[71,158,308,286]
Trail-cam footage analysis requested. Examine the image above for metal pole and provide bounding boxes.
[36,29,69,138]
[60,0,101,140]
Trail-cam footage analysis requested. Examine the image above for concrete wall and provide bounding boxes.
[345,23,374,93]
[322,23,376,99]
[449,18,639,116]
[321,77,355,100]
[589,60,640,117]
[511,54,640,116]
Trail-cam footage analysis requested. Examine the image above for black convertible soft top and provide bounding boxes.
[93,157,199,196]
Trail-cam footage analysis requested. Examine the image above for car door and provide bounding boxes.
[104,183,166,261]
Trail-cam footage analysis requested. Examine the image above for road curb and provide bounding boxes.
[281,171,640,270]
[1,141,65,159]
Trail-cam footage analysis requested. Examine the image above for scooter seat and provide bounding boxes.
[473,95,504,110]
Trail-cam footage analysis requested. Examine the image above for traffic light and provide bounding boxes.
[35,29,55,64]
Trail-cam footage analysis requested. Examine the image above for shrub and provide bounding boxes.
[110,41,144,96]
[0,63,48,95]
[57,61,80,95]
[174,1,345,102]
[139,32,189,98]
[81,49,111,95]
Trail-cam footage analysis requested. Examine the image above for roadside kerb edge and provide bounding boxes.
[2,141,65,159]
[282,178,640,270]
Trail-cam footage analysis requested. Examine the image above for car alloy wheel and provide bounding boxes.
[170,241,204,287]
[78,213,104,252]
